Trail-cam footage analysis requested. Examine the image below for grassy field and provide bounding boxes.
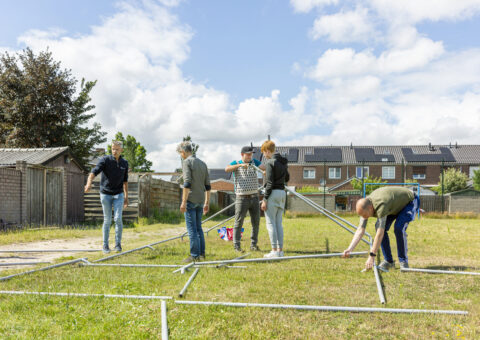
[0,214,478,339]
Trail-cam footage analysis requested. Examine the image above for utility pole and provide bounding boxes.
[323,159,326,207]
[441,158,445,214]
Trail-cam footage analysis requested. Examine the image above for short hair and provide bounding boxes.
[112,140,123,148]
[357,198,373,211]
[261,140,275,153]
[176,141,193,154]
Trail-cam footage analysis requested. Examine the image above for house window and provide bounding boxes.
[382,166,395,179]
[413,166,426,180]
[303,168,316,179]
[356,166,369,178]
[329,167,341,179]
[470,166,480,178]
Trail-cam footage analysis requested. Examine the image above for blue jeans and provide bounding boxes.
[100,193,124,248]
[380,195,420,264]
[184,201,205,257]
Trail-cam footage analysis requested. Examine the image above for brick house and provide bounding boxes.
[0,147,87,226]
[251,144,480,191]
[208,169,234,192]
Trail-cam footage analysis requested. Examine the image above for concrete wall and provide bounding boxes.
[449,196,480,213]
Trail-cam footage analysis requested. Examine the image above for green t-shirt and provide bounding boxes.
[368,187,415,219]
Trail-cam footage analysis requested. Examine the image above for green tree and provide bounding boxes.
[351,175,387,195]
[107,132,153,172]
[433,168,468,194]
[0,48,106,166]
[473,170,480,191]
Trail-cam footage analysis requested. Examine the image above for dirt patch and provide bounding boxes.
[0,226,185,271]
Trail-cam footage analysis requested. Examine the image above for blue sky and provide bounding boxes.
[1,0,480,170]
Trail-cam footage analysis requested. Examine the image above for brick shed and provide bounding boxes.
[0,147,87,226]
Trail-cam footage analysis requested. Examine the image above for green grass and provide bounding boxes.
[0,216,479,339]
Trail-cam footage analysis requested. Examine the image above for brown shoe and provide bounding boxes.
[183,256,198,263]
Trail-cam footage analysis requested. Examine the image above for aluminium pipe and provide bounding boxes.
[172,262,195,274]
[205,215,236,234]
[175,300,468,315]
[0,290,172,300]
[401,268,480,276]
[161,300,169,340]
[93,234,184,263]
[0,249,101,253]
[0,258,86,282]
[193,252,367,266]
[285,188,371,246]
[178,268,200,298]
[81,262,246,269]
[217,253,250,268]
[287,188,373,242]
[181,203,237,237]
[0,262,50,266]
[373,265,386,304]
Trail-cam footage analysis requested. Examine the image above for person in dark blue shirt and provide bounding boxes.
[85,141,129,253]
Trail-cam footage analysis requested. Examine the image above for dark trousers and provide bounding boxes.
[233,195,260,247]
[379,195,420,263]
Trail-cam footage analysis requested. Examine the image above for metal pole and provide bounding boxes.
[401,268,480,276]
[373,265,386,304]
[323,159,326,207]
[83,263,246,269]
[441,158,445,214]
[175,300,467,315]
[217,253,250,268]
[205,215,236,234]
[194,252,367,266]
[161,300,169,340]
[286,188,372,245]
[0,249,101,253]
[0,290,172,300]
[93,234,184,263]
[0,262,50,266]
[201,202,235,224]
[178,268,200,298]
[172,262,195,274]
[0,258,86,282]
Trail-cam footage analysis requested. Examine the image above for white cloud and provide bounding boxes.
[8,1,315,171]
[290,0,339,13]
[310,7,376,43]
[371,0,480,24]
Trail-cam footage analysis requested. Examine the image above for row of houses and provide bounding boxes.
[1,143,479,227]
[209,144,480,193]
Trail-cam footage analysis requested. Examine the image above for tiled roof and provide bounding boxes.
[0,147,69,166]
[253,145,480,165]
[209,169,232,181]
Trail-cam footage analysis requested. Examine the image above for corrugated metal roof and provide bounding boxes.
[256,145,480,165]
[0,147,69,166]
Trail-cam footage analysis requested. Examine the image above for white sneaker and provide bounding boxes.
[264,251,279,258]
[278,251,284,257]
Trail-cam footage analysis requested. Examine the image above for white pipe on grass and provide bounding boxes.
[178,268,200,298]
[194,252,367,266]
[161,300,169,340]
[401,267,480,276]
[0,290,172,300]
[175,300,467,315]
[0,258,86,282]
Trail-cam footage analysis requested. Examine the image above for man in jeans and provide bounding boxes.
[85,141,129,254]
[178,141,211,263]
[225,146,266,253]
[343,186,420,271]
